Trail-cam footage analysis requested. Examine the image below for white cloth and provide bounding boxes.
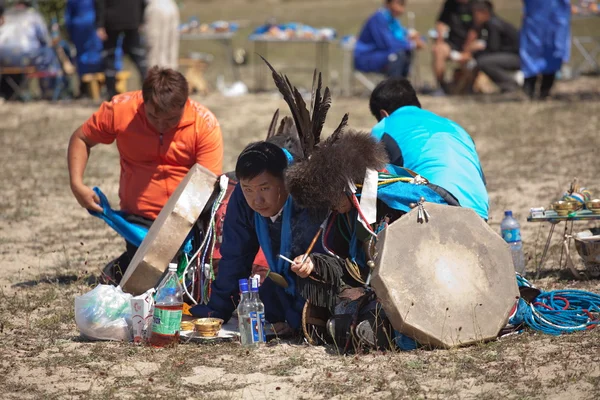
[144,0,180,69]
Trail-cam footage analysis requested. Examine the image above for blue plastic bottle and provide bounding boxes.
[500,210,526,275]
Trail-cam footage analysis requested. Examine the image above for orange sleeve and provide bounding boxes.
[80,101,117,144]
[195,117,224,176]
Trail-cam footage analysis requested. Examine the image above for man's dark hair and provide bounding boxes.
[369,77,421,121]
[235,141,288,181]
[386,0,406,4]
[142,66,189,111]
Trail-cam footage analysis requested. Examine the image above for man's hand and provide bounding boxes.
[96,27,108,41]
[291,255,314,278]
[71,183,103,213]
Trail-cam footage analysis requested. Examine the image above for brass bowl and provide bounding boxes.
[566,201,583,212]
[193,318,223,337]
[586,199,600,214]
[180,321,194,331]
[552,201,570,216]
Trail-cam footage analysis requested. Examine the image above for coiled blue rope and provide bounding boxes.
[511,275,600,336]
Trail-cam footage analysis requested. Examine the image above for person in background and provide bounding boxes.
[432,0,473,93]
[95,0,147,100]
[369,77,489,220]
[67,67,223,282]
[469,1,520,93]
[64,0,124,97]
[0,0,5,26]
[520,0,571,99]
[144,0,180,69]
[0,1,62,100]
[354,0,424,79]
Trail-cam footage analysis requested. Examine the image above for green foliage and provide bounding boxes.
[36,0,67,25]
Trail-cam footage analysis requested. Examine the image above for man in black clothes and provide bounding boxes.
[470,1,520,93]
[95,0,148,100]
[432,0,473,92]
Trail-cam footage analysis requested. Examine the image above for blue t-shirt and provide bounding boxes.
[371,106,489,220]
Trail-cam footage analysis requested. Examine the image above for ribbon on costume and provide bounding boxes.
[254,197,296,295]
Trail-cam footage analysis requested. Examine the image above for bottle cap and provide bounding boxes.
[238,278,249,293]
[168,263,178,272]
[250,276,259,292]
[504,210,513,217]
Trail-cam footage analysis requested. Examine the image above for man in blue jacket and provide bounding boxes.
[369,77,489,220]
[190,141,326,334]
[354,0,424,78]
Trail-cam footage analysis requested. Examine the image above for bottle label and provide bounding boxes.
[151,307,182,336]
[259,311,266,342]
[249,311,261,343]
[502,228,521,243]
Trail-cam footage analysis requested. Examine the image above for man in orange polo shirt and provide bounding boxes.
[68,66,223,281]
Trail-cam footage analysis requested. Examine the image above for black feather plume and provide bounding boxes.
[266,109,280,140]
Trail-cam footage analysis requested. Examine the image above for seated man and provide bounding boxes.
[0,1,62,99]
[67,66,223,283]
[190,139,327,334]
[432,0,473,93]
[469,1,520,93]
[369,77,489,220]
[354,0,424,78]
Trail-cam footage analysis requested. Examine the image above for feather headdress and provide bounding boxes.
[261,57,388,210]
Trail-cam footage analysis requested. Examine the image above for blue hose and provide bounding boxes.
[513,275,600,336]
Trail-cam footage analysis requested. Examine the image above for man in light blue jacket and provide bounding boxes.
[369,77,489,220]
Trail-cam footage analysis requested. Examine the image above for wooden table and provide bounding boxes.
[180,32,241,82]
[249,36,334,92]
[527,209,600,278]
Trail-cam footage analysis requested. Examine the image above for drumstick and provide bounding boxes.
[299,227,323,265]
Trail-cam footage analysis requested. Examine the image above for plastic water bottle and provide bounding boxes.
[250,276,266,343]
[149,263,184,347]
[237,279,260,347]
[501,211,526,275]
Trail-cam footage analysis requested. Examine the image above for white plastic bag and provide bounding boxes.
[74,284,133,341]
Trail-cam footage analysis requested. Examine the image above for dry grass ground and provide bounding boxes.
[1,0,600,399]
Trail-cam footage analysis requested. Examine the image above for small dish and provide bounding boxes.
[193,318,224,337]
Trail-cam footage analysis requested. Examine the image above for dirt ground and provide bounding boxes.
[2,0,600,399]
[1,75,600,399]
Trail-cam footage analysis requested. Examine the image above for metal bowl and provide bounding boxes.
[193,318,224,337]
[586,199,600,214]
[552,200,570,216]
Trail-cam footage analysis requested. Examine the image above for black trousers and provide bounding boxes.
[102,29,148,99]
[476,52,521,92]
[523,74,556,100]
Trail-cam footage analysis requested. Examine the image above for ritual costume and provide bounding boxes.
[256,62,451,351]
[190,109,328,331]
[520,0,571,99]
[354,8,415,77]
[371,106,489,220]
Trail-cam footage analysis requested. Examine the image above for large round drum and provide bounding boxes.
[371,203,519,348]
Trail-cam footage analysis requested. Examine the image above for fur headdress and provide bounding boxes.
[262,57,389,210]
[286,130,388,209]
